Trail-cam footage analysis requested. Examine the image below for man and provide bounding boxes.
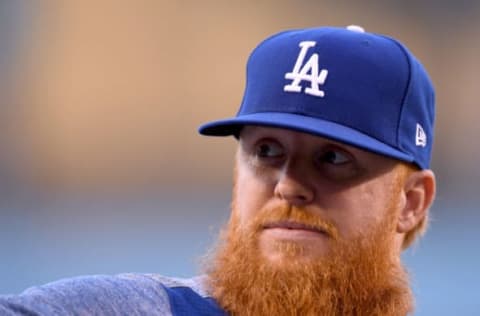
[0,25,435,315]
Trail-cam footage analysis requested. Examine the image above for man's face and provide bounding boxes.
[206,125,416,315]
[234,125,404,263]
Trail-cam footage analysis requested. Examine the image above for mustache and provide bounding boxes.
[253,204,339,240]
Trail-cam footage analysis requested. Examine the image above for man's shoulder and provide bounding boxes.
[137,273,209,295]
[0,273,218,316]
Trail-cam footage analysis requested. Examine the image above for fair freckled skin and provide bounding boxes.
[234,125,433,263]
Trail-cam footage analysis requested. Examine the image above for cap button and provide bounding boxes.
[346,25,365,33]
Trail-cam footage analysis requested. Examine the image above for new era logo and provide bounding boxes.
[415,123,427,147]
[284,41,328,97]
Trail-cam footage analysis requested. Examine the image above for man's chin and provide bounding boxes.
[260,251,322,269]
[259,232,331,264]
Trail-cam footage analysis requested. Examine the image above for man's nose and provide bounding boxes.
[273,165,315,206]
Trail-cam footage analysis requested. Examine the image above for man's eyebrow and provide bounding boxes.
[241,128,275,140]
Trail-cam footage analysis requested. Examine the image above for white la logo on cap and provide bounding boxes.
[415,123,427,147]
[284,41,328,97]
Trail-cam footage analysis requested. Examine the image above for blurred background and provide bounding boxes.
[0,1,478,314]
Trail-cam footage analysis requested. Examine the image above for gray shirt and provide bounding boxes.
[0,273,225,315]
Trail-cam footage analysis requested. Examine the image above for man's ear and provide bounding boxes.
[397,169,436,234]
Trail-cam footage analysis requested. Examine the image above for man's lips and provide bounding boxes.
[262,221,329,236]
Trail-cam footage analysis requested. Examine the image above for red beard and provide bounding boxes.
[203,203,413,316]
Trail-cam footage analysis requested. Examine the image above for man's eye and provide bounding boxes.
[255,141,284,158]
[319,150,351,165]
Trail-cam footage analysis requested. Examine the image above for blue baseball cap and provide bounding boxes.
[198,26,435,169]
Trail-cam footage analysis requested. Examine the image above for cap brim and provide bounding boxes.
[198,112,414,164]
